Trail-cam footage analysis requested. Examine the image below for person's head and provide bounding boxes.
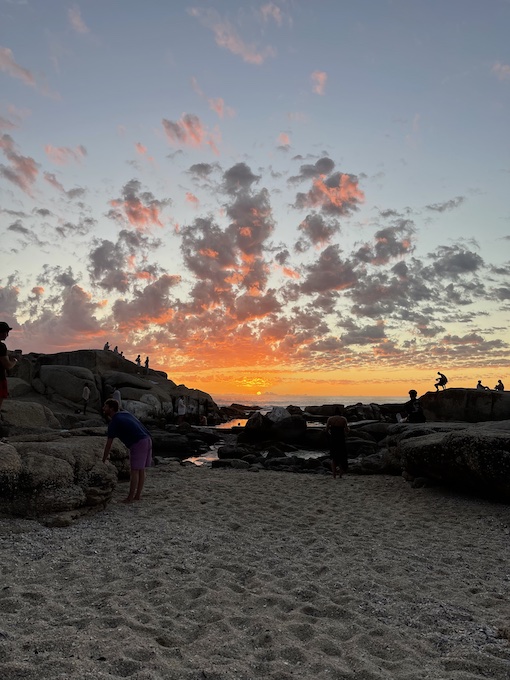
[477,380,482,384]
[103,398,120,418]
[0,321,12,340]
[409,389,417,398]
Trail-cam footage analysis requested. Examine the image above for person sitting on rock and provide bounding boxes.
[434,372,448,391]
[403,390,426,423]
[476,380,489,391]
[103,341,110,351]
[495,379,504,391]
[326,407,350,479]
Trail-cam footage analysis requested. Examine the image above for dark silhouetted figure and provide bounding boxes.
[135,355,141,367]
[326,408,350,479]
[0,322,18,412]
[434,372,448,391]
[476,380,489,391]
[113,345,119,354]
[103,341,110,351]
[495,380,504,391]
[403,390,426,423]
[144,356,149,374]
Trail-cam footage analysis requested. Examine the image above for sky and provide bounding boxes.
[1,0,509,402]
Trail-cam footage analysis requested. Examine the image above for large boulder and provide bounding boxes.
[0,435,124,521]
[39,365,100,411]
[421,388,510,422]
[0,400,61,431]
[399,428,510,500]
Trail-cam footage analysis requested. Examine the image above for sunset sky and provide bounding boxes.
[1,0,509,402]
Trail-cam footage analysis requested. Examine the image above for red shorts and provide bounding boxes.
[0,379,8,399]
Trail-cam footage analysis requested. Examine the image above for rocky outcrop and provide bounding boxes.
[0,433,127,524]
[0,400,61,433]
[420,388,510,422]
[398,422,510,500]
[6,349,219,427]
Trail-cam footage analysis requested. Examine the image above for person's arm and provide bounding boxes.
[0,354,18,370]
[102,437,114,463]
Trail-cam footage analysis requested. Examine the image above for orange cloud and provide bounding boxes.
[298,174,365,214]
[208,97,235,118]
[162,113,220,154]
[135,142,147,155]
[186,192,199,206]
[189,8,276,65]
[110,199,164,232]
[311,70,327,95]
[278,132,290,146]
[282,267,300,279]
[199,248,219,258]
[0,134,39,195]
[0,47,35,87]
[44,144,87,165]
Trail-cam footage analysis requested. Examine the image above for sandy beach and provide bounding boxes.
[1,465,509,680]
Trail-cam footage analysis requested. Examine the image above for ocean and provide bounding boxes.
[213,395,405,409]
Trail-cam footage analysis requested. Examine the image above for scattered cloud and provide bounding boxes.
[0,46,35,87]
[311,70,327,95]
[0,134,39,195]
[162,113,220,154]
[68,5,90,34]
[189,7,276,64]
[492,61,510,80]
[44,144,87,165]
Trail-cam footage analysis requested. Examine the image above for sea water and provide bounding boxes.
[188,395,405,465]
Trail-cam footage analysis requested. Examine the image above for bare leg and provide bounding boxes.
[330,459,338,479]
[133,469,146,500]
[123,470,140,503]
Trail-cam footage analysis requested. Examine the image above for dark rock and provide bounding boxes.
[420,388,510,423]
[399,429,510,499]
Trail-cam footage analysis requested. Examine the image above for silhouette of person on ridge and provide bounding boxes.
[434,372,448,391]
[495,379,504,391]
[403,390,426,423]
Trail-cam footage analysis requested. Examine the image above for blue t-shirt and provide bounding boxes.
[107,411,150,448]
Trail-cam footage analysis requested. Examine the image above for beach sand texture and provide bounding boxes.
[1,466,510,680]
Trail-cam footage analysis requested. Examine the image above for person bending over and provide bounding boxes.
[102,399,152,503]
[326,408,350,479]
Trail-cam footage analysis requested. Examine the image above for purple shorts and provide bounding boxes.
[129,437,152,470]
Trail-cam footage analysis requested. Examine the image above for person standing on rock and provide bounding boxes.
[326,408,350,479]
[144,356,149,374]
[0,322,18,412]
[176,396,186,424]
[434,372,448,391]
[135,354,141,367]
[82,384,91,415]
[102,399,152,504]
